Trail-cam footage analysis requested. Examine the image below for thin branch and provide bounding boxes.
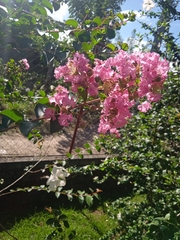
[69,105,84,154]
[0,158,43,195]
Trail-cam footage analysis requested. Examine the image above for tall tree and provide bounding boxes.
[142,0,180,62]
[63,0,126,20]
[150,0,180,53]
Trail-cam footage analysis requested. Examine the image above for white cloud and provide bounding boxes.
[47,3,69,22]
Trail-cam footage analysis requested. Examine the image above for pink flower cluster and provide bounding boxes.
[54,52,98,97]
[48,51,169,136]
[93,51,169,136]
[20,58,30,70]
[44,86,76,126]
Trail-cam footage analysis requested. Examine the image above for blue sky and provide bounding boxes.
[120,0,180,42]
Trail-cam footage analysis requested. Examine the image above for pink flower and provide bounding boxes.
[98,87,133,136]
[138,101,152,112]
[146,92,161,102]
[110,128,120,138]
[51,50,169,137]
[44,108,56,121]
[49,85,76,108]
[21,58,30,70]
[54,52,98,97]
[58,113,73,126]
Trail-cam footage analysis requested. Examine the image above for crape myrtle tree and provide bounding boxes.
[0,1,174,238]
[0,0,169,175]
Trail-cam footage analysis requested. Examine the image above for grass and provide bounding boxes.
[0,191,118,240]
[0,207,116,240]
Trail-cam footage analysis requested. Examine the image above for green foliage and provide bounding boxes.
[45,208,76,240]
[92,71,180,239]
[140,0,180,62]
[64,0,125,20]
[1,1,180,239]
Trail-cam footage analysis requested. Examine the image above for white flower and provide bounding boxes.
[117,212,122,221]
[142,0,155,11]
[47,165,70,191]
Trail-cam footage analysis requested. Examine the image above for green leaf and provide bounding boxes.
[87,149,92,154]
[82,42,93,52]
[72,29,81,38]
[106,28,115,39]
[67,194,73,201]
[95,145,101,152]
[55,191,61,198]
[28,91,34,97]
[106,43,116,51]
[46,218,55,226]
[0,124,5,131]
[34,5,47,16]
[84,143,90,149]
[0,92,5,98]
[23,15,36,25]
[68,230,76,240]
[150,220,160,226]
[78,30,91,42]
[99,93,107,100]
[85,195,93,207]
[75,148,81,153]
[91,29,100,37]
[66,152,72,159]
[19,120,39,136]
[2,115,14,128]
[42,0,53,13]
[34,103,47,118]
[50,116,63,134]
[65,19,78,28]
[116,13,125,20]
[78,153,84,159]
[78,195,84,205]
[78,87,87,101]
[165,213,171,220]
[121,42,129,51]
[49,31,59,40]
[39,90,46,97]
[37,97,49,105]
[84,19,92,25]
[45,41,53,50]
[73,41,82,51]
[52,1,60,11]
[0,109,24,123]
[0,8,8,18]
[59,214,67,220]
[55,49,67,61]
[87,52,95,60]
[93,16,102,26]
[63,220,70,228]
[93,193,99,200]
